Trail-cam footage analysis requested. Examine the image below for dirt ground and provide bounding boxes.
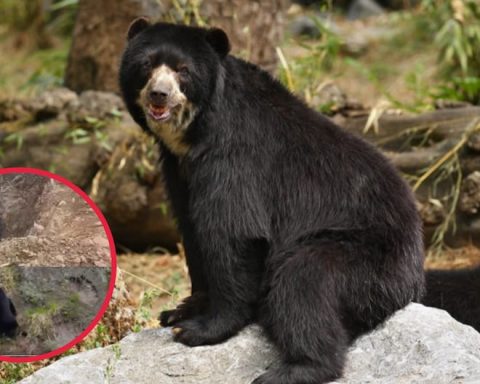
[0,173,111,267]
[425,245,480,270]
[0,265,110,356]
[118,250,190,318]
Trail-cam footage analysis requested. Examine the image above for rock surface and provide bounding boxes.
[459,171,480,215]
[19,304,480,384]
[347,0,385,19]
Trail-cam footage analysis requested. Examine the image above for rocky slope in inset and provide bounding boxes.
[0,173,110,266]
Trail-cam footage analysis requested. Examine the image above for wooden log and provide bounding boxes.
[335,106,480,145]
[0,89,180,251]
[4,88,480,249]
[336,106,480,248]
[385,139,458,172]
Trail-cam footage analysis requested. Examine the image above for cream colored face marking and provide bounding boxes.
[150,65,186,107]
[138,65,197,157]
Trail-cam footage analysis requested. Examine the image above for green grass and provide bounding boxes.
[25,302,60,338]
[0,0,77,37]
[280,12,439,110]
[0,34,70,98]
[0,363,40,384]
[281,3,480,111]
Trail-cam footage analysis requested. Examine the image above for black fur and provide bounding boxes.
[120,22,425,384]
[127,17,150,41]
[0,287,18,338]
[423,267,480,332]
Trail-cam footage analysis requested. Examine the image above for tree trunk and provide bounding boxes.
[64,0,168,93]
[64,0,289,93]
[201,0,290,70]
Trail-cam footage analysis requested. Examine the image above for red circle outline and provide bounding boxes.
[0,167,117,363]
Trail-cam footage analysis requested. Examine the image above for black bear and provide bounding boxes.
[422,266,480,332]
[0,287,18,338]
[120,20,425,383]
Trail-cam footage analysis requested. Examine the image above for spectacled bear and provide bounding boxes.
[0,287,18,338]
[120,20,426,383]
[422,266,480,332]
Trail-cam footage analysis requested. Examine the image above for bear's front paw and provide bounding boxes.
[251,375,268,384]
[159,292,208,327]
[172,319,211,346]
[251,372,281,384]
[251,369,286,384]
[172,314,242,346]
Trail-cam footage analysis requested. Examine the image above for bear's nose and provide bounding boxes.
[149,89,169,105]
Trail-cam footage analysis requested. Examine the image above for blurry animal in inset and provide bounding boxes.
[0,287,18,338]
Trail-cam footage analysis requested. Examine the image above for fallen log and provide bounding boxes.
[335,105,480,247]
[3,88,480,249]
[0,89,179,252]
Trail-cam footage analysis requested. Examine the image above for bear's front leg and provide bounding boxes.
[159,226,210,327]
[171,237,261,346]
[169,153,267,346]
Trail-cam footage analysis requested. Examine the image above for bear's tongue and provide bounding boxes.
[148,104,170,121]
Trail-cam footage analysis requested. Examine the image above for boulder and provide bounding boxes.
[19,304,480,384]
[348,0,385,20]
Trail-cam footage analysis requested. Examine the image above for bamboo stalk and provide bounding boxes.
[120,268,175,297]
[413,118,480,191]
[276,47,295,92]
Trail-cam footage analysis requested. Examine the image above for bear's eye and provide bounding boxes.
[141,57,152,71]
[177,65,190,77]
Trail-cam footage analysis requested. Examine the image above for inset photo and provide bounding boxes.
[0,168,115,359]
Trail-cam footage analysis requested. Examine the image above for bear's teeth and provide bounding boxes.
[148,107,171,121]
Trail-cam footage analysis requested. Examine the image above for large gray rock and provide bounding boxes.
[348,0,385,19]
[20,304,480,384]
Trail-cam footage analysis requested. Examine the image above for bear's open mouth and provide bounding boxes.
[148,104,171,122]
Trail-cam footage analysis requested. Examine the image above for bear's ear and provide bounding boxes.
[206,28,231,58]
[127,17,150,41]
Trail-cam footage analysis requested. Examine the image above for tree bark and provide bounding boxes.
[201,0,290,70]
[64,0,289,93]
[64,0,168,93]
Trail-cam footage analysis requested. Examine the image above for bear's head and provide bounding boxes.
[120,20,231,156]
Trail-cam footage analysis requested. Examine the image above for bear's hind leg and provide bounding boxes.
[254,243,349,384]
